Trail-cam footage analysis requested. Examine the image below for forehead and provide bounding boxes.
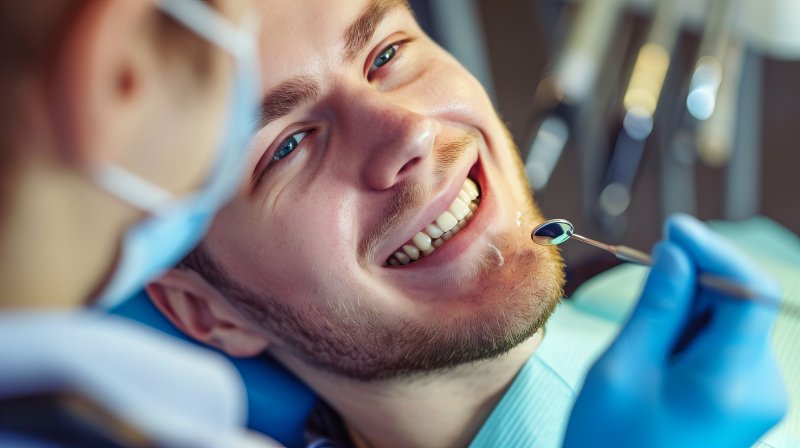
[254,0,410,83]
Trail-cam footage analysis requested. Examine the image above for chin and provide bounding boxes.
[358,227,564,381]
[424,224,564,337]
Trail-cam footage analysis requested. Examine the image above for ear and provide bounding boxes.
[48,1,153,167]
[146,268,270,358]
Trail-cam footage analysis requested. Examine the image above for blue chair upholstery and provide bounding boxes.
[110,291,318,448]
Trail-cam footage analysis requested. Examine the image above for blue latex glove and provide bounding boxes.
[562,214,788,448]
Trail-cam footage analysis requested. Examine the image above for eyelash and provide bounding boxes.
[368,39,410,80]
[369,44,399,75]
[272,132,307,162]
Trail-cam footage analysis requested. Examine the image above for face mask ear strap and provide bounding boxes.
[157,0,254,57]
[93,164,174,214]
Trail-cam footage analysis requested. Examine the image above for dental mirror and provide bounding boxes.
[530,218,799,319]
[530,219,574,246]
[531,218,638,260]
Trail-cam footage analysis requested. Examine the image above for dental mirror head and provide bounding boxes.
[531,219,575,246]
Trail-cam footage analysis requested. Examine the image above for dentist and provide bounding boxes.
[0,0,271,446]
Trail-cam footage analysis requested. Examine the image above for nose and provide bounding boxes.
[340,91,440,191]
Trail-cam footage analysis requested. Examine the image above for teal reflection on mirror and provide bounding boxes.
[531,219,575,246]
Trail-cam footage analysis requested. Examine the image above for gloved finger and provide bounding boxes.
[607,241,695,367]
[670,317,788,436]
[666,214,782,336]
[666,214,781,297]
[674,300,778,377]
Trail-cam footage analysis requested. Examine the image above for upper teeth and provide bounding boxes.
[387,178,480,266]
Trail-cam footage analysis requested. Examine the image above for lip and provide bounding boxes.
[389,158,493,270]
[375,147,479,266]
[378,151,494,271]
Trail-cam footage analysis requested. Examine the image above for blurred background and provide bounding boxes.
[409,0,800,294]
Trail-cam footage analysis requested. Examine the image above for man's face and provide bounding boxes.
[201,0,564,380]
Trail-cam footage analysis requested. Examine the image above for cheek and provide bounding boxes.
[411,55,495,126]
[406,58,508,162]
[252,182,362,296]
[280,184,358,257]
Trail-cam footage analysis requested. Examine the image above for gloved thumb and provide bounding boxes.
[609,241,695,367]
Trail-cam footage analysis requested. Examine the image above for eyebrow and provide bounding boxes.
[257,76,320,128]
[256,0,410,128]
[343,0,411,63]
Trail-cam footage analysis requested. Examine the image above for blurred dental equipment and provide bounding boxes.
[530,218,799,318]
[597,0,686,230]
[660,0,742,218]
[686,0,741,122]
[524,0,626,191]
[520,0,800,247]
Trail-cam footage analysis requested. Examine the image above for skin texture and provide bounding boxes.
[149,1,564,447]
[0,0,245,310]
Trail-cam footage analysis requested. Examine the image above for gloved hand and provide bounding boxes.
[562,214,787,448]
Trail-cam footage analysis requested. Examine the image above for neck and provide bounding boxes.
[278,331,542,448]
[0,155,131,310]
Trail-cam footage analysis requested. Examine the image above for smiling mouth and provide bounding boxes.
[386,177,482,266]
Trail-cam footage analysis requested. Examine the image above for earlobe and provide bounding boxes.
[146,269,269,358]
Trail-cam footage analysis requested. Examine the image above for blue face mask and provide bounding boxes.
[92,0,261,309]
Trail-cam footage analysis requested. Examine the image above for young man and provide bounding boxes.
[147,1,786,446]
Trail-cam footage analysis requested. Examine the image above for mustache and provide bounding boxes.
[358,133,477,262]
[359,179,425,262]
[435,132,475,176]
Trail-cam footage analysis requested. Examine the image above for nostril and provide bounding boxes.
[397,157,421,176]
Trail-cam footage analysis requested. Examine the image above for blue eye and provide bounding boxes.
[371,44,398,71]
[272,132,307,161]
